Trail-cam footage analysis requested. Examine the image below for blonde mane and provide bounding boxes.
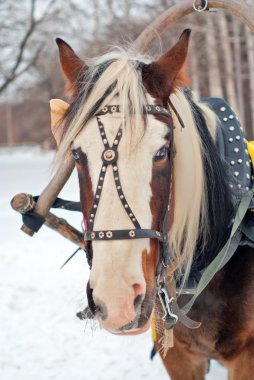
[56,49,217,287]
[168,90,217,283]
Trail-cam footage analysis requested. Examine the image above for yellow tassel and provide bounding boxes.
[151,314,157,343]
[247,141,254,167]
[159,328,174,358]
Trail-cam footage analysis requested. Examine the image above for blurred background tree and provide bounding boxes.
[0,0,253,147]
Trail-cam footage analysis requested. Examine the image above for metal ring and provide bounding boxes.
[193,0,208,12]
[106,231,113,238]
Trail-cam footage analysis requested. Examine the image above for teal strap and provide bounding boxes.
[182,190,253,314]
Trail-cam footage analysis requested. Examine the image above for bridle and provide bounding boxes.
[83,103,174,275]
[78,100,201,329]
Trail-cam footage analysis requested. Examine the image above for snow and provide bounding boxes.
[0,147,227,380]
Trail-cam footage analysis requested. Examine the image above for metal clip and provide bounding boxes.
[157,282,178,326]
[193,0,208,12]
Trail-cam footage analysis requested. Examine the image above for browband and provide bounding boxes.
[96,104,171,118]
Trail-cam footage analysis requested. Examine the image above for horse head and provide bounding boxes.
[54,30,205,334]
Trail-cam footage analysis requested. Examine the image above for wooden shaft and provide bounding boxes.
[133,0,254,53]
[11,193,85,249]
[21,156,75,236]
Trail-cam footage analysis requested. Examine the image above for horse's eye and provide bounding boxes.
[154,146,169,162]
[72,149,80,162]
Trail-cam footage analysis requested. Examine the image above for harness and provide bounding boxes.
[18,96,254,332]
[83,104,174,282]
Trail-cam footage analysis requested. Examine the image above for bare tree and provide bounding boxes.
[205,16,223,97]
[216,14,238,112]
[0,0,58,94]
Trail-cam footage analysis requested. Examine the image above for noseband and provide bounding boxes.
[83,104,173,271]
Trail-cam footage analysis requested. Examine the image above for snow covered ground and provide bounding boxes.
[0,147,227,380]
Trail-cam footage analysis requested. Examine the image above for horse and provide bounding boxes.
[52,29,254,379]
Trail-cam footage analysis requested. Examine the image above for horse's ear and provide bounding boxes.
[143,29,191,98]
[56,38,86,98]
[50,99,70,146]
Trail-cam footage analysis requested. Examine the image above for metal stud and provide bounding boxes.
[129,230,135,238]
[111,106,117,112]
[99,232,104,239]
[238,184,242,189]
[229,115,234,119]
[102,107,108,112]
[229,126,235,131]
[234,148,239,153]
[115,177,119,181]
[91,214,94,218]
[98,186,102,189]
[103,139,107,144]
[132,218,136,222]
[220,106,226,112]
[117,186,121,190]
[91,233,95,239]
[129,213,133,217]
[246,187,250,191]
[94,205,97,208]
[114,140,118,145]
[223,117,228,122]
[246,162,250,167]
[234,171,239,176]
[247,174,250,179]
[100,177,103,181]
[89,219,93,223]
[238,159,242,164]
[230,160,235,165]
[124,204,128,208]
[230,184,234,188]
[102,167,106,172]
[106,231,113,238]
[236,136,240,140]
[113,166,117,171]
[156,231,161,237]
[120,195,124,199]
[245,149,249,154]
[96,195,100,199]
[228,138,233,143]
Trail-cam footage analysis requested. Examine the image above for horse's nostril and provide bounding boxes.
[134,294,143,310]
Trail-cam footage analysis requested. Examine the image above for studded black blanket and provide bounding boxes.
[185,97,254,291]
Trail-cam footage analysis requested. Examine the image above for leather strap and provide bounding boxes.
[84,229,166,241]
[96,104,171,118]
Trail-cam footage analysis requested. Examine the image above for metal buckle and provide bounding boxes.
[157,280,178,325]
